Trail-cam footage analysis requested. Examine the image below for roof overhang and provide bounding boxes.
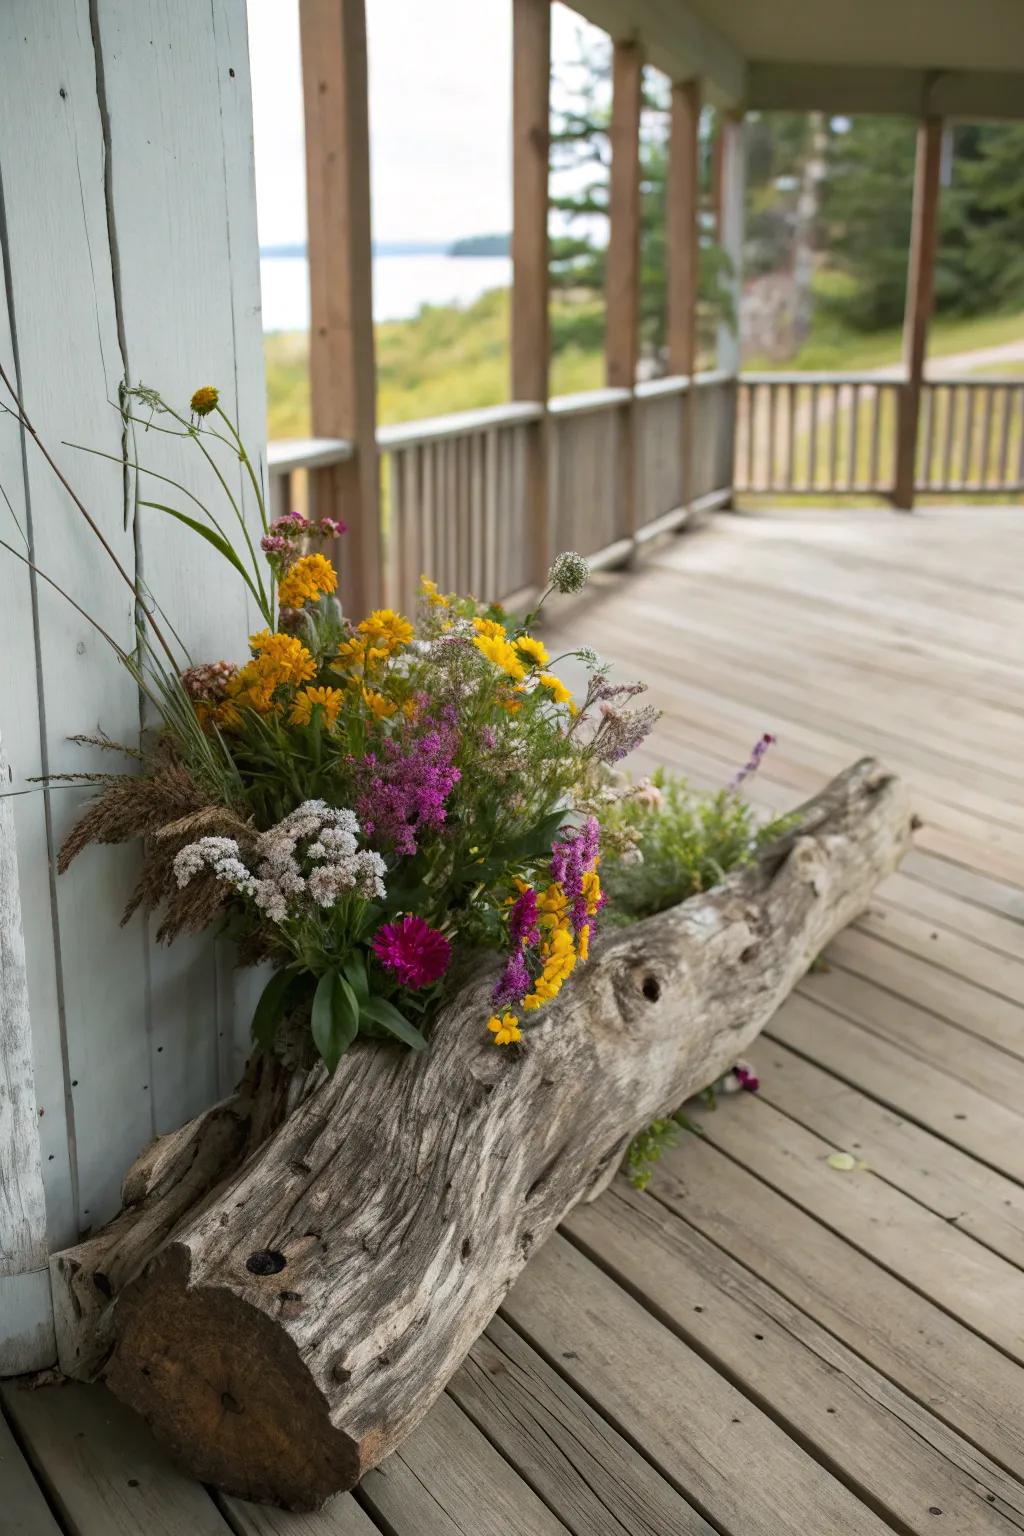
[566,0,1024,117]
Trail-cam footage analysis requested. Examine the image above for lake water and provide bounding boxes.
[260,253,512,333]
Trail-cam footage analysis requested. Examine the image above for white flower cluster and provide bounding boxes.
[173,800,386,923]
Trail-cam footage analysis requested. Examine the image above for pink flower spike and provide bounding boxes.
[372,915,451,988]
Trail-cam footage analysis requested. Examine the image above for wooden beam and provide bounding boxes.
[747,62,1024,122]
[893,117,943,511]
[606,40,643,549]
[667,79,701,512]
[300,0,381,616]
[716,111,745,376]
[606,41,643,392]
[511,0,551,589]
[568,0,745,106]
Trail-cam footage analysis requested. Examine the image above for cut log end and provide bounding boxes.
[106,1245,363,1509]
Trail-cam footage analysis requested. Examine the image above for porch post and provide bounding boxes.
[893,115,943,511]
[300,0,382,615]
[606,39,643,548]
[667,78,701,511]
[511,0,552,588]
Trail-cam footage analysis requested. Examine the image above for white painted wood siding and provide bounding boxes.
[0,0,265,1365]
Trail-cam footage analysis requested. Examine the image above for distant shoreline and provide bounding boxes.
[260,239,510,260]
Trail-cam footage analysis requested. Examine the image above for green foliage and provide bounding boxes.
[599,767,794,925]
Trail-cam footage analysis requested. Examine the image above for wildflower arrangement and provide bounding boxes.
[0,379,663,1072]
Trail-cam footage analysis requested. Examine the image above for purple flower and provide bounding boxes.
[260,534,289,555]
[509,886,540,948]
[372,915,451,988]
[551,817,601,933]
[318,516,347,537]
[355,712,461,857]
[728,733,776,792]
[492,947,531,1007]
[481,726,497,751]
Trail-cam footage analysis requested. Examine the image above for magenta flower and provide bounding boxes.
[372,915,451,988]
[551,817,602,933]
[509,886,540,948]
[355,712,460,857]
[492,947,531,1008]
[318,517,347,537]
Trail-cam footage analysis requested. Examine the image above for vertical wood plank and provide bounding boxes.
[668,77,701,512]
[94,0,268,1148]
[0,1,151,1241]
[0,733,55,1373]
[893,115,943,511]
[606,40,642,547]
[300,0,380,617]
[716,111,744,378]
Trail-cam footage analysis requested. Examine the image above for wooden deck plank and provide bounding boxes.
[0,1380,232,1536]
[0,1407,63,1536]
[823,928,1024,1059]
[749,1031,1024,1268]
[564,1183,1024,1534]
[449,1319,717,1536]
[876,875,1024,962]
[642,1133,1024,1482]
[503,1235,893,1536]
[219,1489,379,1534]
[358,1391,571,1536]
[780,985,1024,1166]
[692,1094,1024,1363]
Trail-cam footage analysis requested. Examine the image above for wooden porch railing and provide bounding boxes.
[736,373,1024,498]
[267,372,737,612]
[267,369,1022,611]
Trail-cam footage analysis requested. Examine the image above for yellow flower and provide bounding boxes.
[578,923,590,963]
[488,1013,523,1046]
[474,632,526,681]
[190,385,219,417]
[358,608,414,652]
[474,616,506,642]
[289,685,344,727]
[540,927,577,987]
[538,671,572,706]
[224,659,279,715]
[278,553,338,610]
[249,630,317,686]
[362,687,398,720]
[515,634,549,668]
[582,868,602,918]
[419,575,448,608]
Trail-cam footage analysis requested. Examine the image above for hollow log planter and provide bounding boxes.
[51,756,911,1509]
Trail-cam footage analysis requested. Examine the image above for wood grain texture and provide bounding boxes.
[504,1234,893,1536]
[97,759,908,1507]
[0,1409,63,1536]
[0,0,267,1266]
[565,1181,1024,1533]
[894,117,944,509]
[0,735,54,1372]
[450,1317,717,1535]
[0,1379,233,1536]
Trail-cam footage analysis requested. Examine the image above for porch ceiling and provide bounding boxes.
[571,0,1024,117]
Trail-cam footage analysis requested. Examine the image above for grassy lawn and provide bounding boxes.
[264,273,1024,444]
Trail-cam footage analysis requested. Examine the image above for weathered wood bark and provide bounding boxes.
[91,757,911,1510]
[50,1052,320,1379]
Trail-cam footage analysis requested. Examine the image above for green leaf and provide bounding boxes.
[251,968,295,1052]
[311,971,360,1073]
[360,995,427,1051]
[342,953,370,1006]
[139,500,264,609]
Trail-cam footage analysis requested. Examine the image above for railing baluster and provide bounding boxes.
[997,385,1012,489]
[808,383,819,492]
[979,384,995,491]
[785,382,796,490]
[745,383,756,491]
[921,383,936,491]
[847,384,859,491]
[868,386,881,491]
[766,381,777,491]
[960,385,975,488]
[941,386,955,491]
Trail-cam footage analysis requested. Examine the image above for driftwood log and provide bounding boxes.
[51,756,911,1509]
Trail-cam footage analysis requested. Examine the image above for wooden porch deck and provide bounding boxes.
[5,503,1024,1536]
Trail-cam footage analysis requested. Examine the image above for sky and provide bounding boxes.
[246,0,601,247]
